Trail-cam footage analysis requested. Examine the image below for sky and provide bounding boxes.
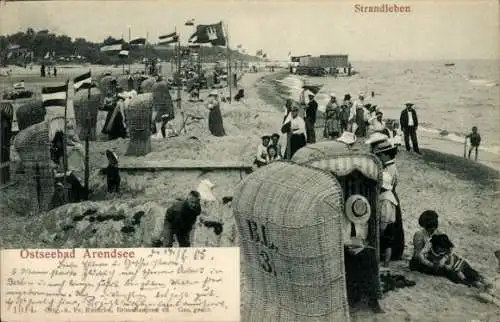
[0,0,498,61]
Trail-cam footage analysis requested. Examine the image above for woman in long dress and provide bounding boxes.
[373,140,405,263]
[324,94,341,139]
[206,90,226,137]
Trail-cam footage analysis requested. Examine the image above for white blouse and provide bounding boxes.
[291,116,306,135]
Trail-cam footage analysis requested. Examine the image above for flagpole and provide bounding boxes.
[224,22,232,104]
[175,27,184,134]
[63,79,69,202]
[84,69,91,200]
[128,26,131,73]
[145,32,149,74]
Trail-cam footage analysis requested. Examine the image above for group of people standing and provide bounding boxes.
[40,63,57,78]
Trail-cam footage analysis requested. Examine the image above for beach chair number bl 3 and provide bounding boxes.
[247,220,278,277]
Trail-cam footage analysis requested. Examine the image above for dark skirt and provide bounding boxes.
[345,247,381,304]
[305,120,316,143]
[380,189,405,261]
[102,107,127,140]
[284,133,306,159]
[391,190,405,260]
[208,106,226,137]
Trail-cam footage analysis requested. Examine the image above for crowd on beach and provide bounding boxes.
[244,86,494,313]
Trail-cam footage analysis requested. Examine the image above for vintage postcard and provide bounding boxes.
[0,0,499,321]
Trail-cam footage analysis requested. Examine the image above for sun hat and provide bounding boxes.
[373,140,397,154]
[161,114,169,119]
[209,90,219,96]
[345,194,371,224]
[405,102,414,106]
[336,131,357,145]
[330,93,336,98]
[359,91,365,97]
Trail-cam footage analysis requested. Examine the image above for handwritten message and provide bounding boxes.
[1,248,240,322]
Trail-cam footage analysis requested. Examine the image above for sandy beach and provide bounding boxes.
[1,69,499,322]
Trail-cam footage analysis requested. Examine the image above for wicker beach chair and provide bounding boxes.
[73,87,102,141]
[0,102,13,184]
[13,121,54,213]
[98,75,117,97]
[233,161,350,322]
[152,80,174,123]
[292,140,384,302]
[125,93,152,156]
[15,96,45,131]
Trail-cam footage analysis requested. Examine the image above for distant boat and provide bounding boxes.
[444,63,455,67]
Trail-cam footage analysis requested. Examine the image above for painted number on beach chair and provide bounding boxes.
[247,219,278,277]
[259,249,277,277]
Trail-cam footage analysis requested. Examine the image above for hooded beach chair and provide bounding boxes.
[233,161,351,322]
[292,140,384,304]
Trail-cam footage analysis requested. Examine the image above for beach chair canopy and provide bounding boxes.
[292,141,382,181]
[233,161,350,322]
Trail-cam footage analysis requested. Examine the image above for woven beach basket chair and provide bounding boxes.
[15,95,45,131]
[140,77,156,93]
[0,101,14,184]
[13,120,54,213]
[292,141,384,298]
[233,161,350,322]
[125,93,152,156]
[152,80,174,123]
[73,87,102,140]
[98,75,118,97]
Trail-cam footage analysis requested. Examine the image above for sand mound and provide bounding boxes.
[24,197,235,249]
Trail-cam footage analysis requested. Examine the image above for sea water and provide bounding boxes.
[276,59,500,159]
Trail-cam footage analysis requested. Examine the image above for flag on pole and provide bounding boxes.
[129,37,146,46]
[188,21,226,46]
[42,84,67,109]
[185,19,195,26]
[73,71,92,91]
[100,40,124,53]
[158,32,178,45]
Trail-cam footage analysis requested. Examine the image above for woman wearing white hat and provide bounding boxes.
[372,140,405,265]
[206,90,226,137]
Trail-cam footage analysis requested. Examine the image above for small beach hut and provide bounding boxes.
[125,93,152,156]
[233,161,350,322]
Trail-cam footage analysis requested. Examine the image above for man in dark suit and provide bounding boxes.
[305,93,318,144]
[399,102,421,154]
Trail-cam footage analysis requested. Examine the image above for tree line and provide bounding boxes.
[0,28,260,66]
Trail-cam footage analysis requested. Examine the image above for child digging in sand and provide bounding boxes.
[466,126,481,161]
